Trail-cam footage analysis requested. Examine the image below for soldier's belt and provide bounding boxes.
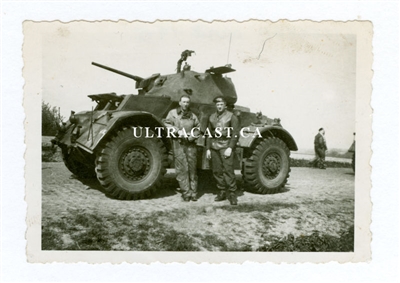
[212,136,231,140]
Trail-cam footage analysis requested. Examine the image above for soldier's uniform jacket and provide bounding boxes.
[163,107,200,141]
[314,133,327,151]
[206,110,240,150]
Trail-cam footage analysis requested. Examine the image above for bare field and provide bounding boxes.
[42,163,355,251]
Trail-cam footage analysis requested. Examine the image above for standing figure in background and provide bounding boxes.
[206,96,240,205]
[310,127,328,169]
[164,95,200,201]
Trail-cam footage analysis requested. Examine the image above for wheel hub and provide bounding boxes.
[262,153,281,179]
[120,147,150,181]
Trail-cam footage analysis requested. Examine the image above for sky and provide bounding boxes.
[39,20,356,151]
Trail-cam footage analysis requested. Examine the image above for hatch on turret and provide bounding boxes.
[206,65,236,75]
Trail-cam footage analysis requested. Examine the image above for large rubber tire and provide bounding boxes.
[62,148,96,179]
[352,153,355,173]
[243,137,290,194]
[95,127,168,200]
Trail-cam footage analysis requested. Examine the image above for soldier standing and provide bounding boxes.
[164,95,200,201]
[311,127,328,169]
[206,96,240,205]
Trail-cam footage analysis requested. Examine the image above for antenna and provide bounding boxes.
[226,33,232,64]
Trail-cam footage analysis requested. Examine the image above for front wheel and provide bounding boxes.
[243,137,290,194]
[95,127,168,200]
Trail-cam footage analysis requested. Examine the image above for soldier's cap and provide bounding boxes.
[319,127,324,131]
[213,96,227,103]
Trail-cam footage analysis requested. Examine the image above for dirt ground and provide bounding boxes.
[42,162,354,251]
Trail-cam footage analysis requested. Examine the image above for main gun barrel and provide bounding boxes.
[92,62,143,82]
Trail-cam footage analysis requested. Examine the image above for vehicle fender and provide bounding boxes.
[238,125,298,151]
[76,111,170,154]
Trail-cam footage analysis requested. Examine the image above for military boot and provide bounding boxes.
[228,192,238,206]
[214,191,227,202]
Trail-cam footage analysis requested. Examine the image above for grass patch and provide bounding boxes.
[42,207,267,251]
[191,233,229,251]
[257,225,354,252]
[161,230,199,251]
[42,212,114,250]
[42,227,65,250]
[43,205,353,252]
[191,233,253,251]
[42,146,63,162]
[252,213,274,227]
[42,210,199,251]
[290,158,351,168]
[42,149,63,162]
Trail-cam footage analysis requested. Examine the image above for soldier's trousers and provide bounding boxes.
[210,148,237,192]
[311,147,326,168]
[172,140,198,197]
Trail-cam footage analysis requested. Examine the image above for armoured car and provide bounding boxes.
[52,50,298,200]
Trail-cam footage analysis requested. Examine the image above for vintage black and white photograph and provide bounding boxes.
[23,20,372,263]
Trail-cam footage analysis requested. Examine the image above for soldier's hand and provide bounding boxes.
[206,149,211,160]
[224,147,232,158]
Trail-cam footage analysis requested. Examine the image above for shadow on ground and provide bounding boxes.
[69,170,252,200]
[70,175,108,196]
[277,187,291,194]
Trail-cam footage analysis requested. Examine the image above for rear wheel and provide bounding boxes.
[95,127,168,200]
[243,137,290,194]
